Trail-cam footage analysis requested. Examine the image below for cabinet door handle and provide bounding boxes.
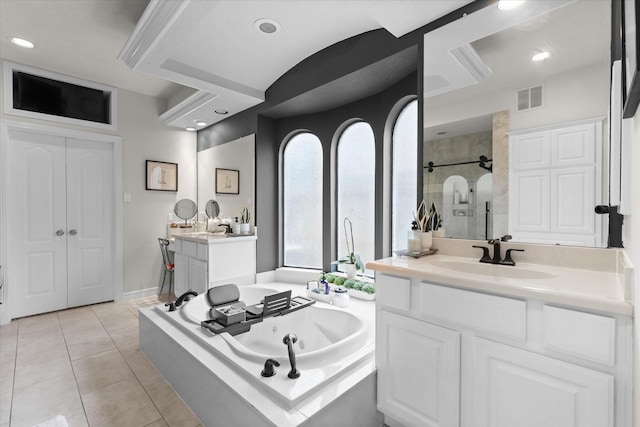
[69,229,78,236]
[56,229,65,236]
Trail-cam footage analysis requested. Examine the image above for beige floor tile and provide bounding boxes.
[14,354,73,389]
[82,378,162,427]
[99,310,138,332]
[91,302,129,320]
[59,312,104,337]
[145,380,201,427]
[16,336,69,369]
[0,351,16,382]
[0,322,18,343]
[145,419,169,427]
[72,348,134,395]
[11,373,84,427]
[108,324,139,353]
[17,312,61,336]
[65,412,90,427]
[0,376,12,425]
[65,329,116,360]
[125,350,164,387]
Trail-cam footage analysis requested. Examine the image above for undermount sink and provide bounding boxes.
[432,260,557,280]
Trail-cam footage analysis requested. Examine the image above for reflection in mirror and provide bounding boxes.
[197,134,255,229]
[423,0,611,247]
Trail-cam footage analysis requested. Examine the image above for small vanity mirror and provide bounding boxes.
[423,0,611,247]
[174,199,198,228]
[205,199,220,219]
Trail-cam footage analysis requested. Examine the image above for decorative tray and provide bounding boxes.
[394,248,438,258]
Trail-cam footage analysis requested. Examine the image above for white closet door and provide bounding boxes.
[7,130,68,318]
[66,138,114,307]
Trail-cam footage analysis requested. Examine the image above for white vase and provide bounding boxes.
[238,223,250,234]
[421,231,433,250]
[345,263,357,279]
[433,229,445,238]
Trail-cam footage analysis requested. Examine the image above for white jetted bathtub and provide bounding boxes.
[180,286,369,366]
[139,282,378,427]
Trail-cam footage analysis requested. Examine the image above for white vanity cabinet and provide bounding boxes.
[173,234,257,296]
[173,239,209,295]
[375,273,631,427]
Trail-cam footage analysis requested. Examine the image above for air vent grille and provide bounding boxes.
[517,84,544,111]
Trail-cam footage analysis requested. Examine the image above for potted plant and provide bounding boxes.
[414,200,442,250]
[332,218,365,279]
[238,207,251,234]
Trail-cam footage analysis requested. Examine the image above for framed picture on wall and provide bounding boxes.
[216,168,239,194]
[146,160,178,191]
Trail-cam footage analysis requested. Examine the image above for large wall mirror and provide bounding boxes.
[423,0,611,247]
[197,134,255,227]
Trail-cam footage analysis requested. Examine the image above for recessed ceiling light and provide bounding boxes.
[254,18,281,35]
[497,0,525,11]
[532,51,550,62]
[195,120,207,126]
[185,126,196,132]
[214,109,228,115]
[9,37,35,49]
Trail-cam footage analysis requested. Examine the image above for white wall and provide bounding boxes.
[424,61,609,132]
[0,60,197,311]
[118,90,196,295]
[623,113,640,427]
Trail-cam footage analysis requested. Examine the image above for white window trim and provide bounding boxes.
[3,61,118,131]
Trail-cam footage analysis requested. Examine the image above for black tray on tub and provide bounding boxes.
[200,291,315,336]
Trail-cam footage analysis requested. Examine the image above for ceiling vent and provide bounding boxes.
[517,84,544,111]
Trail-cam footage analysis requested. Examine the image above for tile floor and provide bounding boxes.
[0,294,203,427]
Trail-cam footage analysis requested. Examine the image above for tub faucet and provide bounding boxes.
[283,334,300,379]
[175,290,198,307]
[261,358,280,377]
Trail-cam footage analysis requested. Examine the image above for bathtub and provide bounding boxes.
[180,286,368,366]
[140,282,378,426]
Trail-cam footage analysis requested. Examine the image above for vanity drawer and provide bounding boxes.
[182,240,198,258]
[542,305,616,366]
[377,274,411,311]
[419,283,527,341]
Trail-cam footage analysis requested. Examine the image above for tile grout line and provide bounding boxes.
[57,311,91,427]
[91,301,166,427]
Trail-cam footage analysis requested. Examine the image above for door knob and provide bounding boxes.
[69,229,78,236]
[56,229,65,236]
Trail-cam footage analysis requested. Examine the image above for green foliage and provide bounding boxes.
[241,207,250,224]
[361,282,376,294]
[333,276,346,286]
[325,274,336,283]
[343,279,356,289]
[353,281,363,291]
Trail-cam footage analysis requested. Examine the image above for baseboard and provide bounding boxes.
[123,287,158,300]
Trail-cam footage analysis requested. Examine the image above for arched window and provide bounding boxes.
[336,121,375,272]
[283,132,323,268]
[391,99,418,251]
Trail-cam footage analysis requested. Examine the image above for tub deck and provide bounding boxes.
[139,282,382,427]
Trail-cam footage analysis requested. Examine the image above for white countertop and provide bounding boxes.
[367,254,633,316]
[172,231,257,244]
